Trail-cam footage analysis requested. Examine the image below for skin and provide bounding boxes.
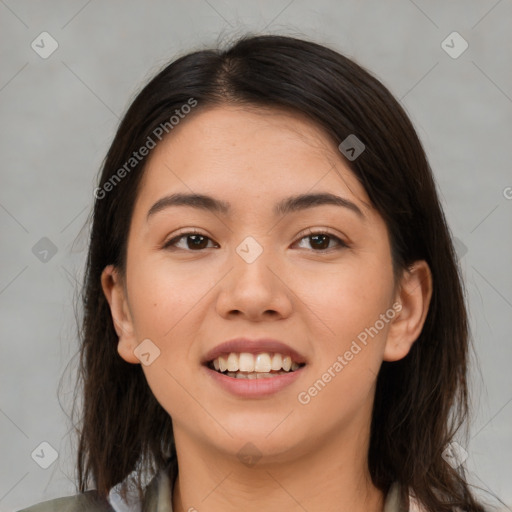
[101,105,432,512]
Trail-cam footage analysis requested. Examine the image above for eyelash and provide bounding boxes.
[162,228,349,253]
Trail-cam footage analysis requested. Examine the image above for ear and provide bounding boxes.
[383,260,433,362]
[101,264,140,364]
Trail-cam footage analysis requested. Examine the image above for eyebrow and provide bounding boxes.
[146,192,365,220]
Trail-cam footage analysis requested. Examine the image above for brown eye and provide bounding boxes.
[163,233,217,251]
[295,231,348,251]
[309,234,331,250]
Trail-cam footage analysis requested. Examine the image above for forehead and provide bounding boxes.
[135,105,371,216]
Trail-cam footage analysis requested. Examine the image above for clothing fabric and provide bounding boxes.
[18,456,425,512]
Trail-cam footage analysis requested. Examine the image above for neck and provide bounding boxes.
[170,425,384,512]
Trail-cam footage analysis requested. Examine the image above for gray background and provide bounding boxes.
[1,1,511,511]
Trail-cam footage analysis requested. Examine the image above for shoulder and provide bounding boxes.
[16,490,114,512]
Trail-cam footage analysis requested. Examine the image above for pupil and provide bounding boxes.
[311,234,329,250]
[185,235,330,250]
[189,235,207,249]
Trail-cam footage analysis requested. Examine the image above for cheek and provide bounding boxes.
[308,258,394,339]
[300,256,394,411]
[125,261,213,420]
[296,274,393,423]
[127,258,212,339]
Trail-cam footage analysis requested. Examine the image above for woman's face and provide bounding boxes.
[103,105,429,464]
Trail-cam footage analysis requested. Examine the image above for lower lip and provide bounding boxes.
[202,365,304,398]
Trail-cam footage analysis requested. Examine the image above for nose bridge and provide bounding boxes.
[232,234,276,290]
[235,234,268,267]
[216,234,292,319]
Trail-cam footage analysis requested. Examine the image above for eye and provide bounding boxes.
[162,231,218,251]
[294,230,348,251]
[162,229,348,252]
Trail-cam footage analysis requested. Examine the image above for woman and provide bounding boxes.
[19,34,488,511]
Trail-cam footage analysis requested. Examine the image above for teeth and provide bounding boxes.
[254,353,272,372]
[227,353,238,372]
[210,352,303,374]
[271,353,283,370]
[218,355,228,372]
[239,352,255,372]
[226,371,290,379]
[255,372,273,379]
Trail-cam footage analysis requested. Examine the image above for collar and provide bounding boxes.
[109,456,415,512]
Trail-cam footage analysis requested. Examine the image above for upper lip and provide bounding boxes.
[202,338,307,365]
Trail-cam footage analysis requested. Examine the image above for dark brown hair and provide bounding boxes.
[73,33,487,511]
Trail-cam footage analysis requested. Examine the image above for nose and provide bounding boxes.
[215,241,293,322]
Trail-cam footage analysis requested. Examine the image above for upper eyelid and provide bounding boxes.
[164,228,348,249]
[296,229,348,248]
[163,229,216,247]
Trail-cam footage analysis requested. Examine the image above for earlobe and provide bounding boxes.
[383,261,433,362]
[100,265,140,364]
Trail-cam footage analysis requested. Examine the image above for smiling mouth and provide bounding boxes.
[206,352,306,379]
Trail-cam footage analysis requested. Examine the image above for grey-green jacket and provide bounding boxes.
[17,459,411,512]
